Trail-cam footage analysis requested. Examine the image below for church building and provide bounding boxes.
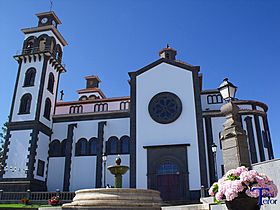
[0,11,274,202]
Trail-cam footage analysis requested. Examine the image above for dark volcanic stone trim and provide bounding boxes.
[63,123,77,191]
[8,120,52,136]
[129,73,136,188]
[204,117,215,185]
[27,129,40,179]
[244,116,258,164]
[53,71,62,115]
[192,69,208,187]
[0,132,11,178]
[0,178,46,192]
[262,116,274,159]
[95,121,107,188]
[35,55,50,121]
[53,111,130,123]
[9,59,23,122]
[143,143,190,149]
[129,58,199,77]
[252,105,265,161]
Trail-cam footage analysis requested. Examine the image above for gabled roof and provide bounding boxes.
[129,58,200,78]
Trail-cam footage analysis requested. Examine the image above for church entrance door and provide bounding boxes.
[156,161,181,201]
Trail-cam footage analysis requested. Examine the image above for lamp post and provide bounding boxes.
[211,143,218,181]
[102,153,107,188]
[218,78,251,172]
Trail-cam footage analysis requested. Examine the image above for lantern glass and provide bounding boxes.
[218,78,237,101]
[102,154,107,162]
[212,143,217,153]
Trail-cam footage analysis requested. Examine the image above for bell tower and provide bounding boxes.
[0,11,67,191]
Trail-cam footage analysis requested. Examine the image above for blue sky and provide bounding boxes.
[0,0,279,157]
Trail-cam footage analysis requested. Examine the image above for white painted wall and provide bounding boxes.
[210,117,226,178]
[136,62,201,190]
[70,156,96,191]
[3,130,31,178]
[34,132,50,181]
[200,94,225,111]
[12,61,43,122]
[55,100,130,115]
[39,62,59,127]
[47,157,65,191]
[49,118,130,191]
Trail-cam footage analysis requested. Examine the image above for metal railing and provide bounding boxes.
[0,190,74,202]
[20,46,62,62]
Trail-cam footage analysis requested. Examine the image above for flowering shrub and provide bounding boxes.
[20,198,30,205]
[48,196,60,206]
[209,166,278,203]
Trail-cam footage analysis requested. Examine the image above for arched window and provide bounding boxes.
[23,68,36,87]
[55,44,63,63]
[61,139,67,157]
[47,72,55,93]
[19,93,32,114]
[69,105,83,114]
[89,95,97,100]
[23,36,36,54]
[79,96,88,101]
[120,101,130,110]
[94,103,108,112]
[88,137,98,155]
[76,138,88,156]
[39,37,47,51]
[49,140,61,157]
[106,136,119,154]
[120,135,130,154]
[156,161,179,175]
[43,98,52,120]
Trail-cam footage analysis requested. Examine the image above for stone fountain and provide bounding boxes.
[62,157,162,210]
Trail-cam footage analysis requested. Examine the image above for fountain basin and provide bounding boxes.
[107,165,129,175]
[62,188,162,210]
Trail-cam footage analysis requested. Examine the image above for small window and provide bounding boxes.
[43,98,52,120]
[79,96,88,101]
[106,136,119,154]
[76,138,88,156]
[23,68,36,87]
[61,139,67,157]
[37,159,45,177]
[89,137,98,155]
[120,136,130,154]
[19,93,32,114]
[69,105,83,114]
[94,103,108,112]
[120,101,130,110]
[47,73,55,93]
[157,161,179,175]
[49,140,61,157]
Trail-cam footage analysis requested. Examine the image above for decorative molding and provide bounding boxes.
[53,111,129,123]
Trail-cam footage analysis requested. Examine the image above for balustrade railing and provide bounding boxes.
[0,190,75,202]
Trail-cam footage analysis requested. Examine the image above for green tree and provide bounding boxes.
[0,120,8,153]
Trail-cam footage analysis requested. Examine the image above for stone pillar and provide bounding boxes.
[220,102,251,172]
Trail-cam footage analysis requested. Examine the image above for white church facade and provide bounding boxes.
[0,11,274,202]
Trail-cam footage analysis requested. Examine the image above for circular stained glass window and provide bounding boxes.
[148,92,182,124]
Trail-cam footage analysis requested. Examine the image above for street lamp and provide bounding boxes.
[218,78,237,102]
[102,153,107,188]
[211,143,218,181]
[218,78,251,173]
